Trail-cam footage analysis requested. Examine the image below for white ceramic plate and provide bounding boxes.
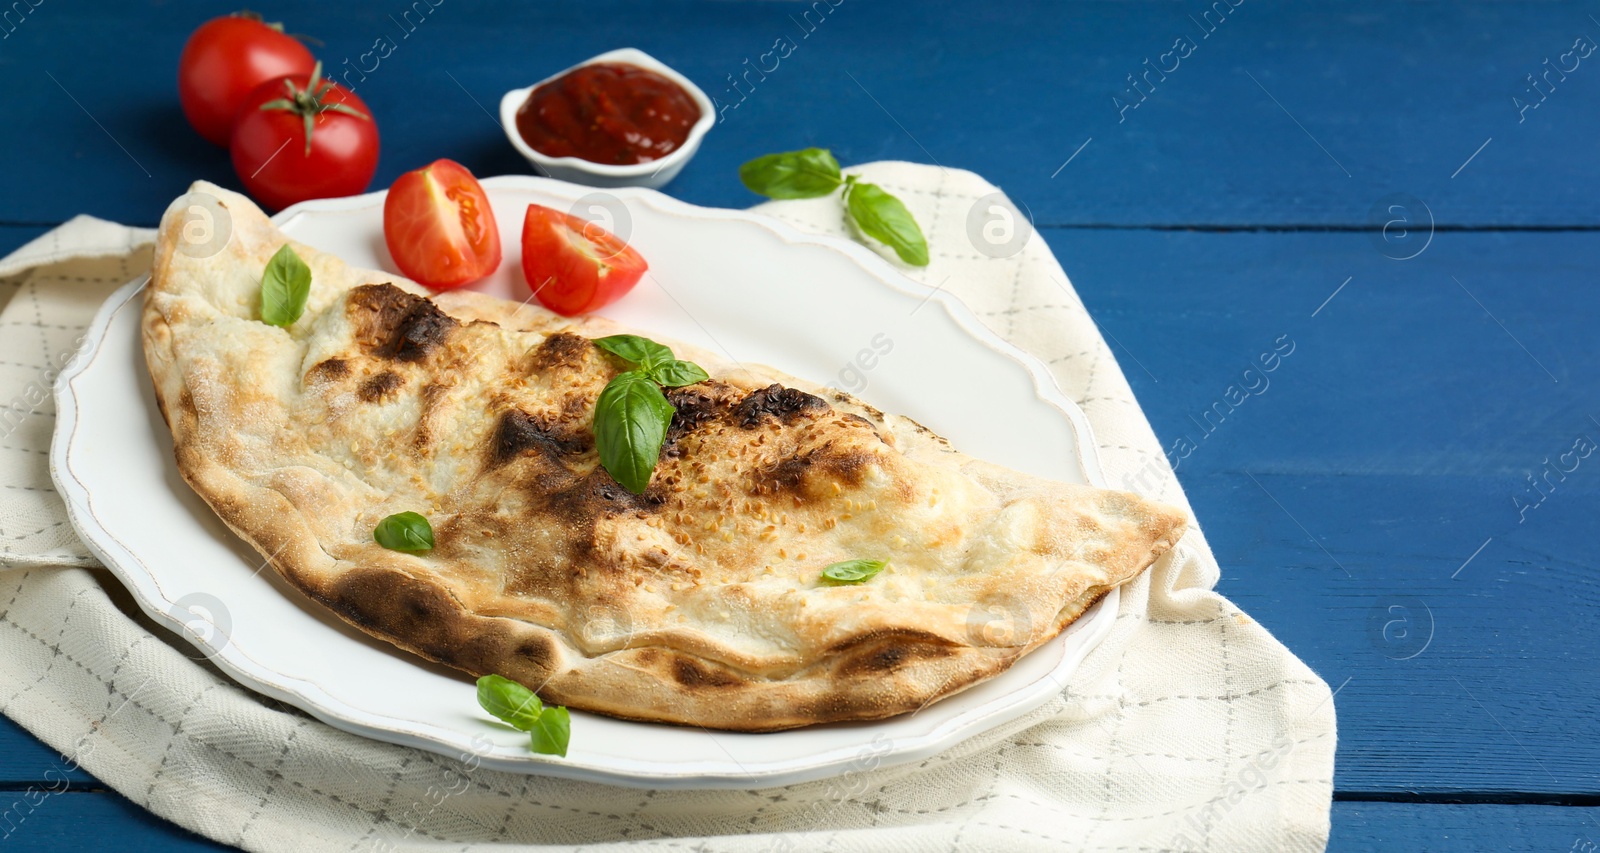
[51,176,1115,789]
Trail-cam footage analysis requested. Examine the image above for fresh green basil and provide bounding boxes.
[528,705,571,757]
[260,244,313,327]
[476,674,543,730]
[477,675,572,757]
[594,371,677,494]
[739,148,843,199]
[820,558,889,584]
[649,359,710,388]
[590,337,708,492]
[593,334,673,371]
[844,181,930,267]
[373,511,434,553]
[738,149,930,266]
[594,335,709,388]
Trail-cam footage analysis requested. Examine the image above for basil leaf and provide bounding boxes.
[844,182,930,267]
[528,705,571,757]
[595,335,707,387]
[821,558,888,584]
[739,148,843,199]
[649,359,709,388]
[594,371,676,494]
[476,674,543,731]
[373,511,434,553]
[593,334,673,371]
[260,243,313,327]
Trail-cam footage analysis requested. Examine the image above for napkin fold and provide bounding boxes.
[0,164,1334,852]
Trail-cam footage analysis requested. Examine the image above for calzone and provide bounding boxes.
[143,182,1186,731]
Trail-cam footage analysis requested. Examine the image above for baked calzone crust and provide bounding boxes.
[142,182,1186,731]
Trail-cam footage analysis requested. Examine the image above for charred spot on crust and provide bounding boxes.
[530,331,595,373]
[663,382,838,453]
[840,643,955,677]
[831,390,885,422]
[327,567,458,660]
[307,357,350,381]
[750,442,875,498]
[830,629,958,677]
[491,409,592,467]
[390,302,455,361]
[672,656,741,689]
[348,284,416,347]
[514,637,556,671]
[348,283,458,362]
[734,384,829,429]
[357,371,402,402]
[661,381,743,456]
[665,386,722,432]
[755,453,813,493]
[325,567,558,682]
[546,472,664,520]
[496,473,665,593]
[596,479,656,506]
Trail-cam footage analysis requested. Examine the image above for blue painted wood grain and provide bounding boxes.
[1328,803,1600,852]
[0,794,1593,852]
[1049,227,1600,794]
[0,717,96,787]
[0,228,49,260]
[2,1,1599,227]
[3,0,1597,847]
[0,790,225,851]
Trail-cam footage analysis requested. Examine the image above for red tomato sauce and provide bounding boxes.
[516,63,701,166]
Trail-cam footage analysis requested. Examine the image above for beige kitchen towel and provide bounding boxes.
[0,163,1335,852]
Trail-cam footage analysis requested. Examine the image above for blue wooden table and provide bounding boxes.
[3,1,1597,849]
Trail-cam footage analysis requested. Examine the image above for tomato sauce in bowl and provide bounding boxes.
[515,62,702,166]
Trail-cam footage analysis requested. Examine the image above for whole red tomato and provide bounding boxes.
[384,160,502,291]
[178,13,316,147]
[521,204,648,316]
[230,63,380,212]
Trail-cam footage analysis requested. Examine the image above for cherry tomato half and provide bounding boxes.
[229,64,380,212]
[383,160,502,291]
[520,204,648,316]
[178,13,316,147]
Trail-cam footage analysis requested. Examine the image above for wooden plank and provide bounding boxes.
[1330,802,1600,852]
[0,790,225,852]
[1044,226,1600,794]
[0,717,96,786]
[2,1,1600,227]
[1051,227,1594,465]
[1196,471,1600,795]
[0,791,1594,851]
[0,228,50,264]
